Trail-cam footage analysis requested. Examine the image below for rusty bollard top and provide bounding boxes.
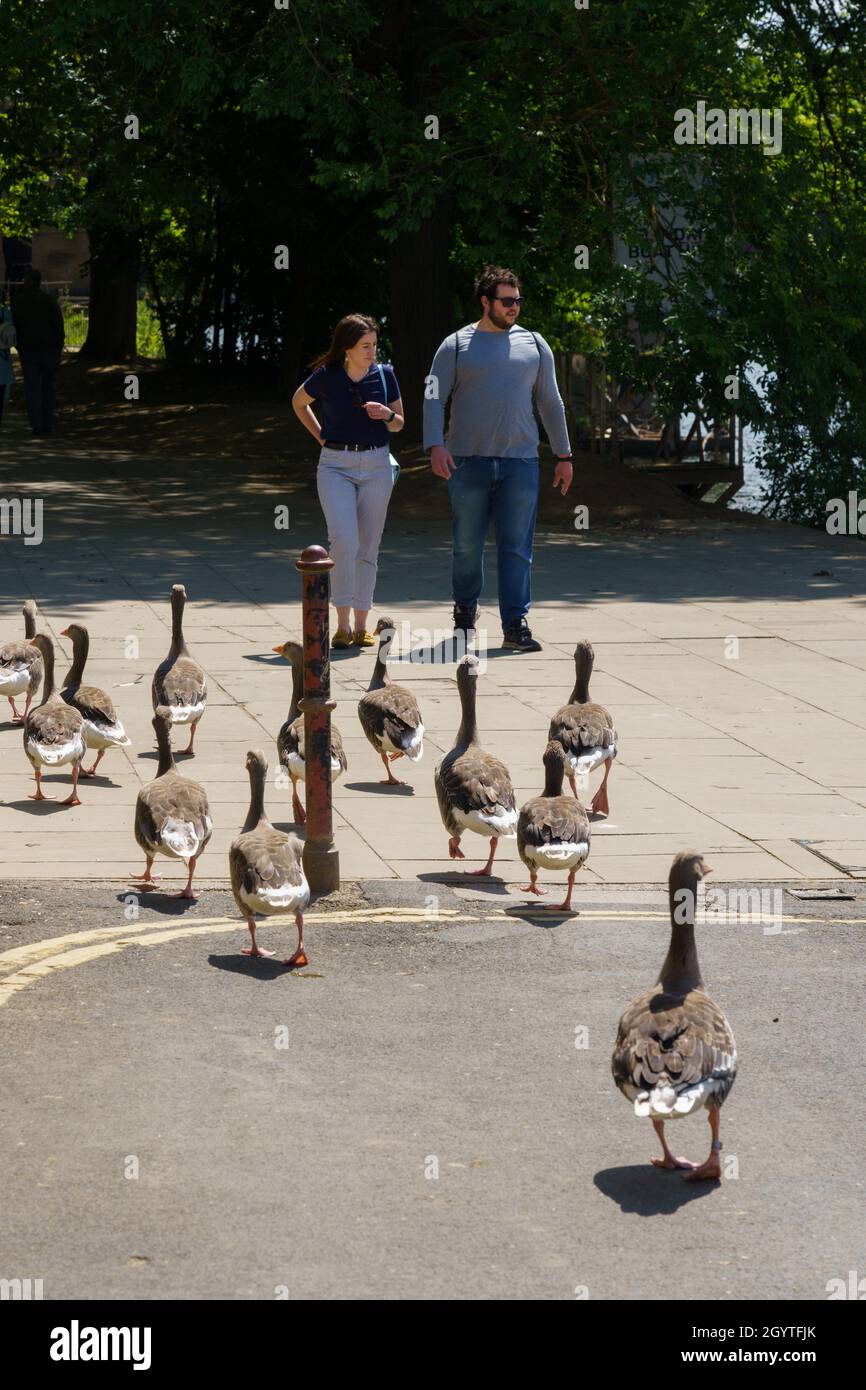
[296,545,334,573]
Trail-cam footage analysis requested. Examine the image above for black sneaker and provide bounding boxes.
[502,618,542,652]
[453,602,478,633]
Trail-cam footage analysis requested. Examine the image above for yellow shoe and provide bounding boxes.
[353,628,376,647]
[331,628,353,649]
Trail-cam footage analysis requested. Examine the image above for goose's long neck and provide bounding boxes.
[170,593,189,655]
[155,721,176,777]
[543,758,565,797]
[288,656,303,723]
[456,676,479,746]
[242,762,267,832]
[659,878,704,993]
[570,650,592,704]
[369,645,390,692]
[66,630,88,688]
[39,643,55,703]
[23,604,37,640]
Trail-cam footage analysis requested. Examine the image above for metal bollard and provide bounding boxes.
[296,544,340,893]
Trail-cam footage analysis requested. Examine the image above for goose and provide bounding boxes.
[0,600,43,723]
[152,583,207,755]
[59,623,131,776]
[229,749,311,966]
[131,707,213,898]
[272,639,347,824]
[548,640,617,817]
[357,618,424,785]
[611,850,737,1181]
[22,633,86,805]
[517,741,591,910]
[434,654,517,875]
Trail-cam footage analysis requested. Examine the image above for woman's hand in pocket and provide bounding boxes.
[430,446,456,479]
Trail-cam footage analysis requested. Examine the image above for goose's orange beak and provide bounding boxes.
[272,645,284,655]
[60,627,69,637]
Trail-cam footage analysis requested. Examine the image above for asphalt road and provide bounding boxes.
[1,877,863,1301]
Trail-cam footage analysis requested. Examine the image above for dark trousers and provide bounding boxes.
[0,384,6,426]
[18,348,61,432]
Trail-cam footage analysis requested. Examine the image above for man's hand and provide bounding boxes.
[553,458,573,496]
[431,445,456,479]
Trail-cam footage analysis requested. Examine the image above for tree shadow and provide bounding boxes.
[594,1164,719,1215]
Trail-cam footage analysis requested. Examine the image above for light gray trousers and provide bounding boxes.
[316,444,393,609]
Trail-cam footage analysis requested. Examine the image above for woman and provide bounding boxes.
[292,314,404,648]
[0,291,15,428]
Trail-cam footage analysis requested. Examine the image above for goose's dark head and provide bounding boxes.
[669,850,713,925]
[272,639,303,666]
[245,749,268,778]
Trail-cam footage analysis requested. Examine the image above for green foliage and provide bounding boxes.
[0,0,863,522]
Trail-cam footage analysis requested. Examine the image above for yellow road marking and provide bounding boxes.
[0,907,469,975]
[0,906,860,1010]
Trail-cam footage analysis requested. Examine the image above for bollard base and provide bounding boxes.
[303,843,340,895]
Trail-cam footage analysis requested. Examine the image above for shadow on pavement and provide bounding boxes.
[594,1164,718,1214]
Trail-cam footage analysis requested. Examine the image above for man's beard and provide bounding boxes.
[488,305,515,330]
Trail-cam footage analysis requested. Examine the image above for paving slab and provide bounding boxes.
[3,444,866,893]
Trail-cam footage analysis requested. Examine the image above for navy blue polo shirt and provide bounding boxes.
[303,362,400,447]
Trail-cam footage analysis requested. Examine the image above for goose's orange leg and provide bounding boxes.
[682,1106,723,1182]
[379,752,406,785]
[650,1118,697,1171]
[520,867,546,897]
[467,836,499,877]
[242,919,274,958]
[282,911,308,969]
[130,856,161,890]
[590,760,611,817]
[60,765,82,807]
[29,767,48,801]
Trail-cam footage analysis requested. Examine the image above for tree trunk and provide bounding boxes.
[80,224,139,361]
[387,197,454,445]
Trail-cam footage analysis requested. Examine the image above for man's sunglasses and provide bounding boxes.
[495,295,523,307]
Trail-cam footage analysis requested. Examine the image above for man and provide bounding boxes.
[12,268,65,436]
[423,265,573,653]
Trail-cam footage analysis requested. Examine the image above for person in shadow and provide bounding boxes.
[11,269,65,436]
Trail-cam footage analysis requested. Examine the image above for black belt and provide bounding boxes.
[322,439,380,452]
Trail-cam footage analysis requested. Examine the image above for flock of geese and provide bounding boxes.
[0,588,736,1179]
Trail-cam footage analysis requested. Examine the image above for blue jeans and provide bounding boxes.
[447,455,539,629]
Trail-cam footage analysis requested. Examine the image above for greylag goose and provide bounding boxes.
[23,633,86,805]
[60,623,131,776]
[151,584,207,755]
[273,638,347,824]
[517,741,591,910]
[611,851,737,1181]
[357,618,424,785]
[434,654,517,875]
[549,640,617,816]
[229,749,311,966]
[131,707,213,898]
[0,600,43,722]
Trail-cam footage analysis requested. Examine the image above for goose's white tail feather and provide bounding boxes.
[84,719,131,750]
[26,735,83,766]
[455,805,518,839]
[404,723,424,761]
[157,816,210,862]
[634,1076,718,1119]
[0,667,30,695]
[167,700,205,725]
[567,745,617,776]
[524,841,589,870]
[242,878,310,917]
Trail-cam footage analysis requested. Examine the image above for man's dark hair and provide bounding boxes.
[474,265,520,306]
[23,267,42,288]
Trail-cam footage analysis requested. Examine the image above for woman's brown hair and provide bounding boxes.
[309,313,379,370]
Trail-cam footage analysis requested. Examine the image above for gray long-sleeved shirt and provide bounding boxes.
[422,323,570,459]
